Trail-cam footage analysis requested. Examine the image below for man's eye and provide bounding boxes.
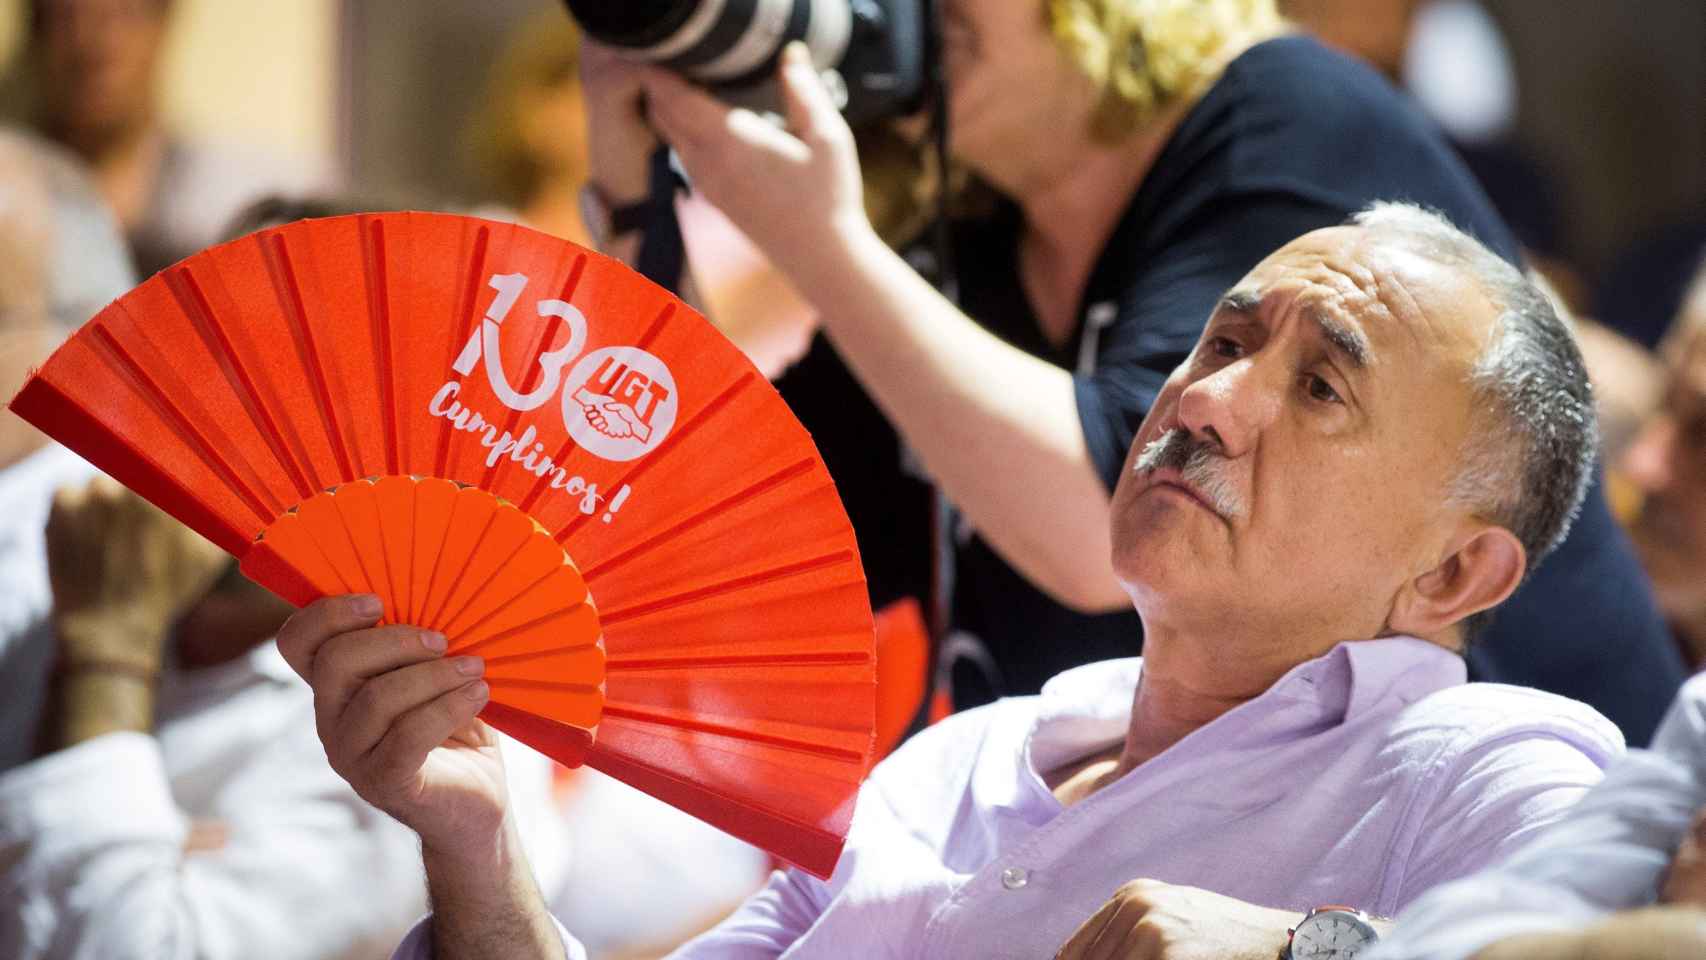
[1304,374,1343,404]
[1208,337,1243,359]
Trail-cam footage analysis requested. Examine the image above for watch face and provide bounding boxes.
[1291,911,1378,960]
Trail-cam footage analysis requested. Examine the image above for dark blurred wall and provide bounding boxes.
[340,0,555,206]
[1484,0,1706,271]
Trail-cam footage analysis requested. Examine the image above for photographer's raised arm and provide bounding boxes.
[587,43,1128,613]
[274,597,566,960]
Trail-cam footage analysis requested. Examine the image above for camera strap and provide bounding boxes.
[634,146,690,293]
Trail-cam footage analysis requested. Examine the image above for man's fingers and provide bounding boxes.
[366,680,491,790]
[310,623,450,722]
[337,655,485,760]
[275,594,384,681]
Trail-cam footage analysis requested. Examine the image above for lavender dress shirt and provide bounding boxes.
[393,636,1621,959]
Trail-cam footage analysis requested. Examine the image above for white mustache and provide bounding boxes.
[1134,429,1247,520]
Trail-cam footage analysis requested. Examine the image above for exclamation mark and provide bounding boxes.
[601,484,631,523]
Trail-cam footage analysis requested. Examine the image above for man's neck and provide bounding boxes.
[1110,616,1354,779]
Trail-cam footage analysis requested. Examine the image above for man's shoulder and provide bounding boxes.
[1394,681,1626,762]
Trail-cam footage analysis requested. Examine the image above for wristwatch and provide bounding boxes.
[1282,905,1381,960]
[578,183,656,249]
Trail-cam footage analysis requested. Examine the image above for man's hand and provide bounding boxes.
[275,595,502,858]
[47,476,229,671]
[1475,907,1706,960]
[1055,879,1293,960]
[278,596,566,959]
[1660,807,1706,906]
[641,42,870,290]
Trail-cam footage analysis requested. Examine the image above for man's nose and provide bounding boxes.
[1620,414,1677,495]
[1176,359,1275,458]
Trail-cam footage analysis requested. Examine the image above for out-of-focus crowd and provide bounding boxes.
[1,1,1704,959]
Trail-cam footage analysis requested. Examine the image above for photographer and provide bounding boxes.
[579,0,1681,734]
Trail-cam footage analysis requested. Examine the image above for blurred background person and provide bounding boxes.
[1619,258,1706,668]
[0,126,136,773]
[13,0,332,275]
[577,0,1684,745]
[0,135,587,960]
[0,126,422,960]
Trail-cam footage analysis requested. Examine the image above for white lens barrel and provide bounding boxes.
[634,0,852,86]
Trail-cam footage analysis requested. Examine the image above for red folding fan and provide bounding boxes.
[10,212,876,878]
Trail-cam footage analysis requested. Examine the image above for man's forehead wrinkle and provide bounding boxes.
[1302,301,1374,367]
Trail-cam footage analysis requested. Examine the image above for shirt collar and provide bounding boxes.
[1022,636,1466,777]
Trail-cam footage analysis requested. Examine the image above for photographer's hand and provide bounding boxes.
[581,41,657,203]
[642,42,871,278]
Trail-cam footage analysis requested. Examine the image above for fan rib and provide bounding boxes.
[86,323,278,526]
[599,705,866,764]
[598,549,857,626]
[582,456,815,581]
[163,267,317,503]
[551,372,758,542]
[482,254,587,493]
[442,559,569,641]
[522,299,677,515]
[421,507,501,628]
[604,651,872,672]
[360,218,402,475]
[260,232,358,484]
[480,645,600,670]
[457,604,592,656]
[369,488,405,619]
[291,513,361,595]
[433,516,537,633]
[328,488,384,600]
[484,678,603,696]
[435,225,491,478]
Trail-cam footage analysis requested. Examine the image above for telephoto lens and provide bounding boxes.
[561,0,929,125]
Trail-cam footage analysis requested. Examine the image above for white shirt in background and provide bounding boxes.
[1372,672,1706,960]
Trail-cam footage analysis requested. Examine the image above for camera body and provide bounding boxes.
[561,0,931,125]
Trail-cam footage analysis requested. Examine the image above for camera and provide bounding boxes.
[560,0,932,125]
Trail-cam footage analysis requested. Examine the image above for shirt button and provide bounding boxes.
[1000,867,1029,890]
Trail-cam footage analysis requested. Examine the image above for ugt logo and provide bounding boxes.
[453,272,679,462]
[564,347,677,461]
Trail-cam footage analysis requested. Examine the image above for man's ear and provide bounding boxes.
[1389,522,1526,642]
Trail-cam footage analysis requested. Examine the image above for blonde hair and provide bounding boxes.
[1047,0,1286,141]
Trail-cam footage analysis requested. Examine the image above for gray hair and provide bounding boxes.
[1350,202,1597,586]
[0,127,135,332]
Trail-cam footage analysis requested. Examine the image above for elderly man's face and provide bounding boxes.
[1620,309,1706,625]
[1110,227,1499,644]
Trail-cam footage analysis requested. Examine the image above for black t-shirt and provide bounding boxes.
[776,35,1685,742]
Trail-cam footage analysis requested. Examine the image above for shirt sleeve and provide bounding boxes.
[0,730,425,960]
[1074,193,1348,489]
[1372,677,1706,960]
